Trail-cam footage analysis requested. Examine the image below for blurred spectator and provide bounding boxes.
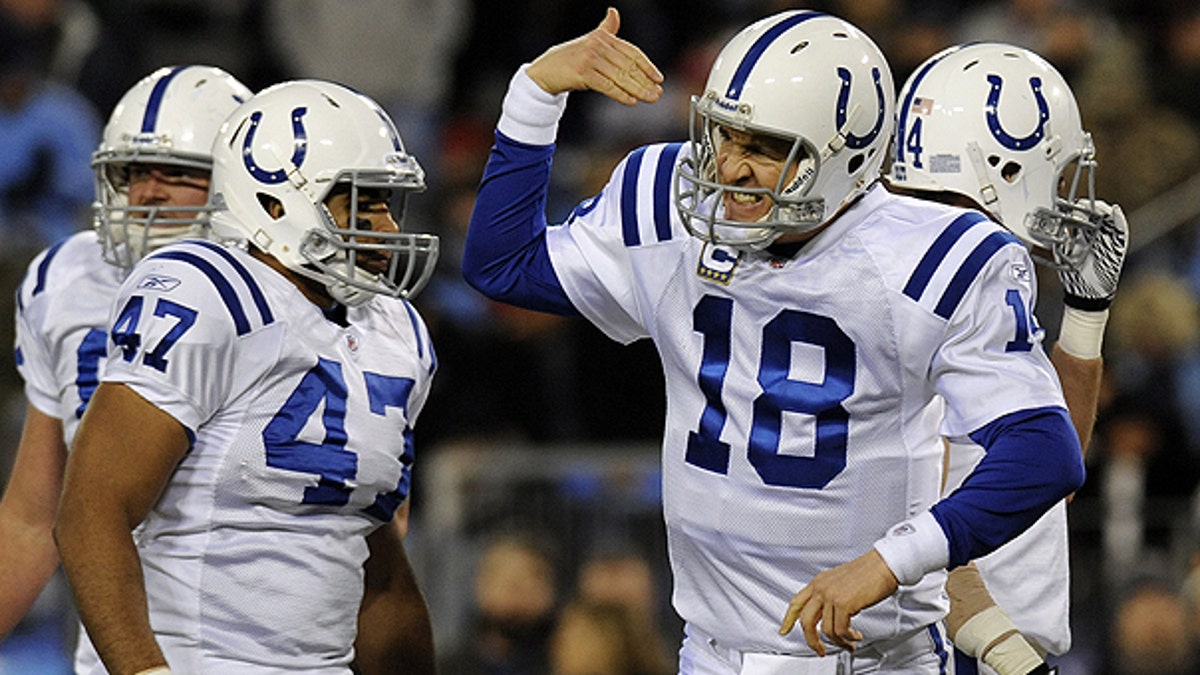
[1107,579,1197,674]
[574,546,676,674]
[1181,553,1200,644]
[439,531,561,675]
[953,0,1104,80]
[1087,273,1200,584]
[0,0,135,113]
[1148,0,1200,133]
[549,598,672,675]
[0,11,99,250]
[1073,29,1200,212]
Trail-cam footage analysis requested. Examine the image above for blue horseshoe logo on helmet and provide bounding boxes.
[242,106,309,184]
[985,75,1049,151]
[835,67,886,150]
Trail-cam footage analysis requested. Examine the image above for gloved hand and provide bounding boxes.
[1055,199,1127,311]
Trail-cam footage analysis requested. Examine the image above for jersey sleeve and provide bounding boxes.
[929,234,1066,436]
[101,245,278,434]
[395,299,438,425]
[544,150,659,344]
[876,226,1082,582]
[14,248,64,417]
[461,66,577,316]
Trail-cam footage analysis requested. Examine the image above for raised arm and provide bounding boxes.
[1051,198,1128,455]
[463,7,660,315]
[55,382,190,675]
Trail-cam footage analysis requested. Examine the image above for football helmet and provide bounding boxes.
[93,65,252,271]
[209,79,439,305]
[675,11,895,248]
[888,43,1101,262]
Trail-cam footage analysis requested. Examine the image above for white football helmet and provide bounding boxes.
[675,11,895,248]
[93,65,252,271]
[209,79,438,305]
[888,43,1101,263]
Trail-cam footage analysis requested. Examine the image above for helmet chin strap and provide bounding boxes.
[326,277,372,307]
[821,103,860,163]
[965,141,1001,217]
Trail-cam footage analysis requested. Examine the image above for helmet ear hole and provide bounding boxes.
[1001,161,1022,183]
[847,153,865,174]
[258,193,285,219]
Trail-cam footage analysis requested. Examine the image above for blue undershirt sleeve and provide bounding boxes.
[932,405,1085,568]
[462,131,579,317]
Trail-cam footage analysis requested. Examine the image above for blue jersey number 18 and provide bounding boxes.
[685,295,855,489]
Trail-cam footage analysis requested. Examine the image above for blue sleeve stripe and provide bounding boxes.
[150,250,254,335]
[902,211,988,304]
[621,147,648,247]
[188,241,275,325]
[726,12,823,100]
[653,143,684,242]
[933,230,1022,319]
[32,239,68,297]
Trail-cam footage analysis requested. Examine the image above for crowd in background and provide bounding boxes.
[3,0,1200,673]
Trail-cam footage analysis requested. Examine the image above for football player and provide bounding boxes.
[55,80,439,674]
[887,43,1128,675]
[461,8,1084,673]
[1,65,250,647]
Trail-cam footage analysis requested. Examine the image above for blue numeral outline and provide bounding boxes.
[686,295,856,489]
[1004,288,1035,352]
[146,300,198,371]
[111,295,199,370]
[264,360,417,515]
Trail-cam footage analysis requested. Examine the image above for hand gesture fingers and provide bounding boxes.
[779,584,865,656]
[778,550,897,655]
[526,7,663,105]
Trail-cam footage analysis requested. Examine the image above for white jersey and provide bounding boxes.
[544,143,1066,654]
[14,230,124,445]
[944,443,1070,656]
[73,240,436,674]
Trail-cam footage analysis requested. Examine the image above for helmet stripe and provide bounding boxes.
[141,65,187,133]
[725,11,823,100]
[371,107,404,152]
[894,46,964,165]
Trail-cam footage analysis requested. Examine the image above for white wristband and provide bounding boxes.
[134,667,172,675]
[497,65,569,146]
[872,511,949,586]
[1056,306,1108,360]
